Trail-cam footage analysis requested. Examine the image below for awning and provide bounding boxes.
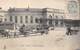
[64,19,80,26]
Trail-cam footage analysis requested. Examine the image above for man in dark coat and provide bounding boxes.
[66,27,72,35]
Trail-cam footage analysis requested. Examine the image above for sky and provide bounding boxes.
[0,0,66,10]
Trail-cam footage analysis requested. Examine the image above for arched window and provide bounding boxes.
[53,14,54,16]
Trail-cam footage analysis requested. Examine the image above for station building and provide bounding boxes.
[0,7,65,30]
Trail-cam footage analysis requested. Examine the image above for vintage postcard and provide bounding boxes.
[0,0,80,50]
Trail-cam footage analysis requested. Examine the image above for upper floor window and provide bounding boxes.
[10,16,12,21]
[55,16,58,19]
[0,18,2,22]
[30,16,33,23]
[61,16,64,19]
[15,16,17,23]
[20,16,23,23]
[25,16,28,23]
[5,18,7,21]
[35,18,38,23]
[49,15,52,19]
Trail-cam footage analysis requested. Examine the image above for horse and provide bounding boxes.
[0,30,10,38]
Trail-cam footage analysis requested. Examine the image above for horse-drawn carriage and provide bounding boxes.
[0,30,9,37]
[19,24,49,37]
[0,22,15,38]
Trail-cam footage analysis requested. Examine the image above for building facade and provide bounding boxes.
[0,7,65,29]
[43,8,65,27]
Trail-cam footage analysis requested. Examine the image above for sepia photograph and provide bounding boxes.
[0,0,80,50]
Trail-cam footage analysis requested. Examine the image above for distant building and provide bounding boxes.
[66,0,80,20]
[64,0,80,27]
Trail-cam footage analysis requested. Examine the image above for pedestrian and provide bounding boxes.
[66,26,72,35]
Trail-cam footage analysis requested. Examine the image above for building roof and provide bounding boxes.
[8,8,43,12]
[8,7,64,13]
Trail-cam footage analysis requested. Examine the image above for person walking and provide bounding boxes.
[66,26,72,35]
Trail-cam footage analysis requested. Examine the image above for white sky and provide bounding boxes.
[0,0,66,10]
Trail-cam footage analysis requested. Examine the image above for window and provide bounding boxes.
[49,15,52,19]
[61,16,63,19]
[20,16,23,23]
[25,16,28,23]
[0,18,2,22]
[49,15,52,25]
[10,16,12,21]
[55,16,58,19]
[15,16,17,23]
[35,18,38,23]
[55,20,58,26]
[40,18,42,23]
[5,18,7,21]
[30,16,33,23]
[53,14,54,16]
